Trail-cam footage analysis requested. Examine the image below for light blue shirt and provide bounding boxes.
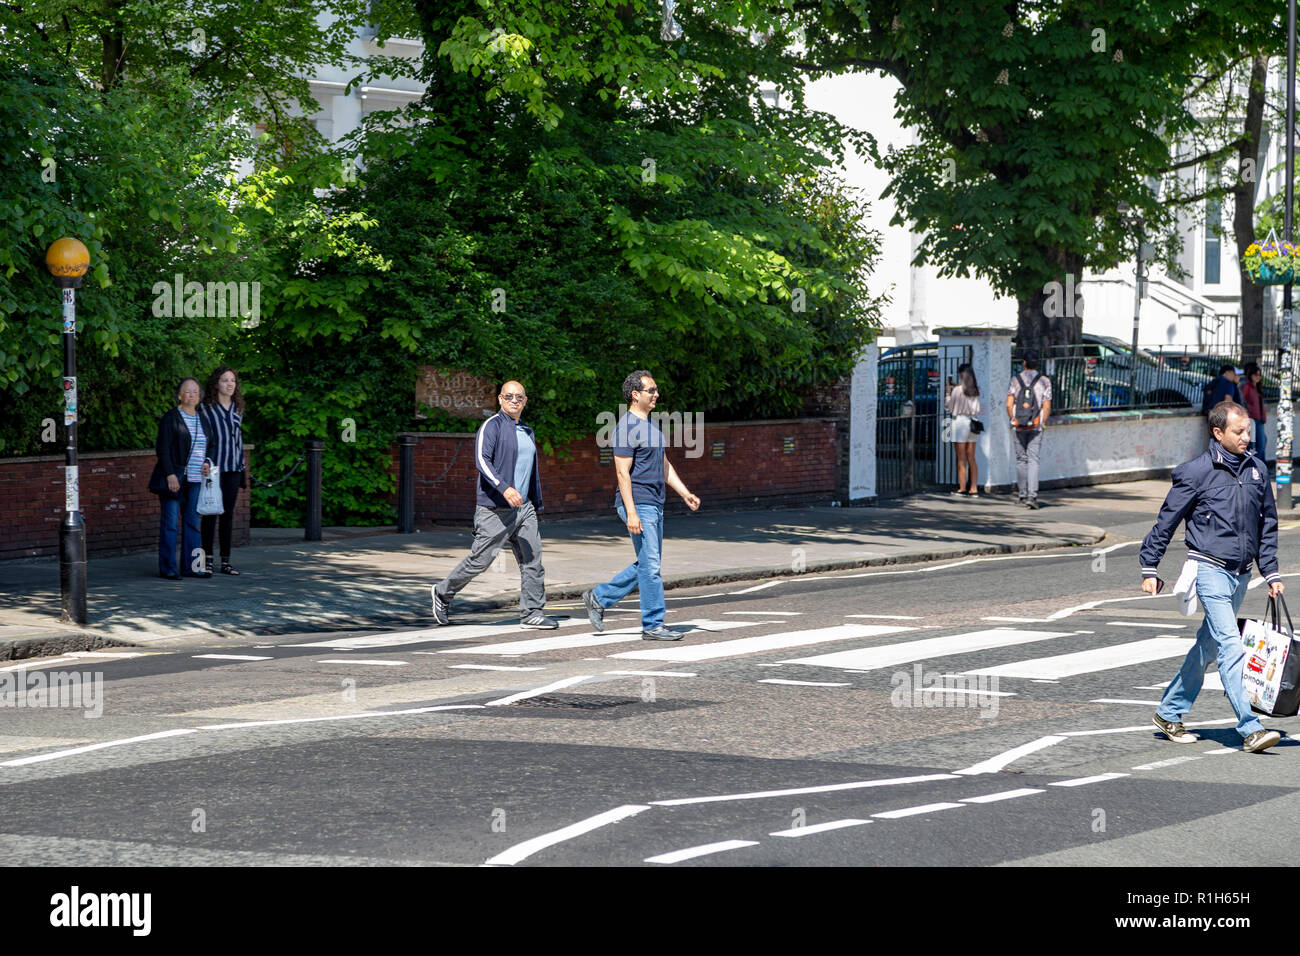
[513,424,535,502]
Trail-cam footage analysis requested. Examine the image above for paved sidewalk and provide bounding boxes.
[0,483,1168,657]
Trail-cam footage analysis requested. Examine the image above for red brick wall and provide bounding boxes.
[392,419,841,523]
[0,449,252,560]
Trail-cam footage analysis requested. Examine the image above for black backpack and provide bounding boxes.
[1013,371,1042,429]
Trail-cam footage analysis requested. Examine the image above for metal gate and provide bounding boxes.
[876,344,971,497]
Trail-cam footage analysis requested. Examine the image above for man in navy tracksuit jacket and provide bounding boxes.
[1140,400,1285,752]
[430,380,556,628]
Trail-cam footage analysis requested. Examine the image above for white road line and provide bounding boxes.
[783,628,1069,672]
[962,637,1193,680]
[0,729,196,767]
[1136,673,1223,692]
[485,675,593,707]
[982,617,1048,623]
[292,619,589,649]
[758,679,851,687]
[1132,755,1207,771]
[649,773,960,806]
[193,654,273,661]
[725,611,802,616]
[1204,748,1237,755]
[1049,772,1130,787]
[605,670,698,677]
[484,805,652,866]
[611,624,913,663]
[0,657,77,672]
[449,664,545,671]
[954,736,1068,775]
[904,685,1017,698]
[1108,621,1187,629]
[832,543,1137,581]
[846,614,923,620]
[770,819,872,837]
[645,840,759,864]
[317,659,408,666]
[443,619,764,656]
[66,651,152,659]
[195,705,483,730]
[960,789,1045,804]
[1062,718,1236,737]
[729,581,783,594]
[873,803,964,819]
[1091,698,1164,706]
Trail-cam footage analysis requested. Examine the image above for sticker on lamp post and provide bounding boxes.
[65,464,79,512]
[63,376,77,425]
[62,288,75,332]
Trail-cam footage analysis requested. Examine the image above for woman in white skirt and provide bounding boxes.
[945,363,982,495]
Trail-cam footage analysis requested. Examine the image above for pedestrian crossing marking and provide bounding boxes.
[780,628,1068,672]
[292,618,591,649]
[609,624,913,662]
[962,638,1193,680]
[1136,673,1223,691]
[442,619,766,656]
[770,819,872,837]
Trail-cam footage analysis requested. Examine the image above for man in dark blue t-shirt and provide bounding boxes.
[583,370,701,640]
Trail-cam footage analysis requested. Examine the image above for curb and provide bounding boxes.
[2,527,1105,657]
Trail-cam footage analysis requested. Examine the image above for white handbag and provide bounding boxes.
[196,459,224,515]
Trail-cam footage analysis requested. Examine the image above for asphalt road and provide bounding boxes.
[5,527,1300,872]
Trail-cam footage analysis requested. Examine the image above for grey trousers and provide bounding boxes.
[1014,428,1043,499]
[435,502,546,615]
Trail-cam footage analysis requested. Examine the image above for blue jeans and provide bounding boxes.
[1157,563,1264,739]
[592,502,666,629]
[1252,420,1267,460]
[159,481,203,576]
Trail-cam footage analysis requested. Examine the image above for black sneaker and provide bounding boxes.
[1152,713,1198,743]
[1243,729,1282,753]
[431,586,450,626]
[582,589,604,632]
[521,611,558,629]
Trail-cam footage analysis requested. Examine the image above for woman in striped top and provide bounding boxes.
[199,366,247,575]
[147,378,212,579]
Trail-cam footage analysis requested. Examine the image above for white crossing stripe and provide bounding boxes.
[770,819,872,837]
[193,654,273,661]
[293,619,589,649]
[605,671,699,677]
[1136,672,1222,691]
[1132,755,1206,771]
[962,637,1193,680]
[781,628,1068,672]
[758,679,851,687]
[873,803,964,819]
[610,624,913,662]
[960,789,1045,804]
[1091,698,1164,706]
[1049,772,1130,787]
[1108,621,1187,629]
[846,614,922,620]
[726,611,802,616]
[645,840,759,864]
[449,664,545,671]
[316,659,408,666]
[443,619,766,656]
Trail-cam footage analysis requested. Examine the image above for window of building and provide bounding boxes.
[1205,197,1221,284]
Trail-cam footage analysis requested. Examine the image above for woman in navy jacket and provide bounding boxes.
[147,378,212,579]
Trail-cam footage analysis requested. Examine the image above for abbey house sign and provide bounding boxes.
[415,368,498,419]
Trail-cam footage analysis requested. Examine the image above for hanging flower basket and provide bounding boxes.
[1244,230,1298,285]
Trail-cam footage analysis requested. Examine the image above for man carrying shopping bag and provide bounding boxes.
[1139,400,1286,753]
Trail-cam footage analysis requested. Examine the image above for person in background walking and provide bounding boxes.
[431,380,557,629]
[945,362,982,496]
[1005,350,1052,509]
[147,378,212,579]
[199,366,247,575]
[1240,361,1267,461]
[1202,364,1242,416]
[583,370,701,641]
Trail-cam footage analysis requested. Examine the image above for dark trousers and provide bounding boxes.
[200,470,243,563]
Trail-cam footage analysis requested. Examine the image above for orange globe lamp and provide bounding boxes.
[45,237,90,287]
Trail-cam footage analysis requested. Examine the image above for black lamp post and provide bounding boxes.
[45,237,91,624]
[1279,0,1297,510]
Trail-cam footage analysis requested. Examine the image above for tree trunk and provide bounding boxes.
[1237,53,1268,362]
[99,0,126,90]
[1015,251,1085,354]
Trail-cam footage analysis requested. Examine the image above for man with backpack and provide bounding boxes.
[1201,364,1243,417]
[1005,350,1052,509]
